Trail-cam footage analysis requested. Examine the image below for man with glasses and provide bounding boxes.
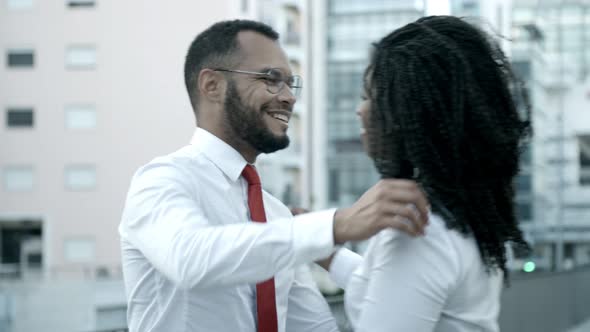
[119,20,429,332]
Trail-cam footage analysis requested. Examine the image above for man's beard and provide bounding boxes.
[224,80,290,154]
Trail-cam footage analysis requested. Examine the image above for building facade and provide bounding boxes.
[308,0,427,210]
[0,0,270,330]
[510,0,590,270]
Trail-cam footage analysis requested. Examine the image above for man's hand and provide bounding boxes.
[290,207,309,216]
[333,179,429,244]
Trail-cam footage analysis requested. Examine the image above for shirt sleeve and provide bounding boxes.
[285,264,339,332]
[119,161,336,290]
[346,229,459,332]
[328,248,362,289]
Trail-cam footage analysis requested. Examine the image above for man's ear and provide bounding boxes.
[198,69,226,103]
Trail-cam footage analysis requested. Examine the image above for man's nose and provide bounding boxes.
[277,86,296,106]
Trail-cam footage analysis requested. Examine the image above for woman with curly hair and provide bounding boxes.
[340,15,531,331]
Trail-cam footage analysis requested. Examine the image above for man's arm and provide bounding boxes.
[120,162,335,289]
[285,264,339,332]
[120,162,428,290]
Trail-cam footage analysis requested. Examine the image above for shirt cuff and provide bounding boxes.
[292,208,337,265]
[329,248,363,289]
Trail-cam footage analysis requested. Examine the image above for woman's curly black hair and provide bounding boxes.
[365,16,531,279]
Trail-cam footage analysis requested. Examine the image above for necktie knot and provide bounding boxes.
[242,164,261,186]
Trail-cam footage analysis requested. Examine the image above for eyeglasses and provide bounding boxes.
[213,68,302,98]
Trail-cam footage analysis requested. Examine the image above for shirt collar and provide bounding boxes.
[190,128,248,182]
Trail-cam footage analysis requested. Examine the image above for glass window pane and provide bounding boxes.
[65,105,96,129]
[6,49,34,67]
[66,45,96,69]
[516,174,532,192]
[6,0,33,9]
[65,165,96,190]
[3,166,34,192]
[6,108,34,127]
[66,0,95,7]
[64,238,95,262]
[580,135,590,167]
[580,135,590,185]
[517,202,532,221]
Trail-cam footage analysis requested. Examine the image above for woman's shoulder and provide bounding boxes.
[365,213,470,279]
[373,213,456,248]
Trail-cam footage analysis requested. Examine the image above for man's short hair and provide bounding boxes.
[184,20,279,115]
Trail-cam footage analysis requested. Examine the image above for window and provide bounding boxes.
[0,220,42,278]
[65,165,96,190]
[515,174,532,192]
[65,104,96,129]
[66,0,94,8]
[516,202,532,221]
[328,169,340,203]
[6,0,33,10]
[512,60,531,81]
[64,238,95,263]
[6,49,34,68]
[65,45,96,69]
[580,135,590,185]
[3,166,34,192]
[462,0,477,11]
[284,6,301,45]
[6,108,34,128]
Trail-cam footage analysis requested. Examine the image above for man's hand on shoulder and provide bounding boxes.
[333,179,429,244]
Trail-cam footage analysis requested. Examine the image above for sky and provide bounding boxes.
[425,0,451,15]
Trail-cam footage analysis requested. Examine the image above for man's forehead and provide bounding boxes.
[236,31,291,72]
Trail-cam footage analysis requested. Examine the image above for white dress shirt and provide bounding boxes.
[334,214,503,332]
[119,128,343,332]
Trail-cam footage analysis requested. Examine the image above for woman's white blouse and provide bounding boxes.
[341,214,503,332]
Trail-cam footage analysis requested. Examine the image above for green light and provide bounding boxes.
[523,261,536,273]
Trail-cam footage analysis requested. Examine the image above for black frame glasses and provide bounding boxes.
[213,68,302,98]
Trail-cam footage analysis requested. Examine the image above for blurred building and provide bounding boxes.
[308,0,427,210]
[510,0,590,271]
[254,0,311,209]
[0,0,264,331]
[0,0,257,280]
[449,1,541,232]
[308,0,519,208]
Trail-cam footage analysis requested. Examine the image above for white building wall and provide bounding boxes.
[0,0,258,276]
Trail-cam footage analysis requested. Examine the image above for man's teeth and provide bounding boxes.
[271,114,289,123]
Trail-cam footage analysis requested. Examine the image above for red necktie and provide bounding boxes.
[242,165,278,332]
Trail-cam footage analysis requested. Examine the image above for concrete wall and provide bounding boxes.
[0,278,126,332]
[499,267,590,332]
